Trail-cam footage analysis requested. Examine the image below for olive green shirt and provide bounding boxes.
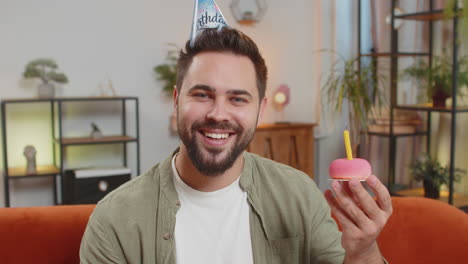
[80,151,345,263]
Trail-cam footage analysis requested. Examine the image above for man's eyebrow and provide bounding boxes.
[227,89,253,99]
[188,84,214,93]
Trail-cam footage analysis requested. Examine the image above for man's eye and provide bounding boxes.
[231,97,248,103]
[193,93,209,99]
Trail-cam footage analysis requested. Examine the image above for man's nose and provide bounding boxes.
[206,100,230,122]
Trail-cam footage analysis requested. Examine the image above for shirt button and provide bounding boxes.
[163,233,171,240]
[176,200,181,206]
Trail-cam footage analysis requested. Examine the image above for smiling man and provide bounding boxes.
[80,27,391,264]
[175,50,266,190]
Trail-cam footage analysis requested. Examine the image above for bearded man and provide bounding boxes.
[80,26,391,264]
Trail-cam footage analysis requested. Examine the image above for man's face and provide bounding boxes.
[175,52,266,176]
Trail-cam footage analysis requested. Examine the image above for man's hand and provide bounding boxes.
[324,175,392,264]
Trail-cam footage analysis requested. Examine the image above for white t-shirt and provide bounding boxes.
[171,155,253,264]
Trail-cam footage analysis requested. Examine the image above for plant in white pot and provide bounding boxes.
[23,58,69,98]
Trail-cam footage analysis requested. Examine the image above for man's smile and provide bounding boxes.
[197,129,236,148]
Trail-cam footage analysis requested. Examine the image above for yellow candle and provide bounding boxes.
[344,130,353,160]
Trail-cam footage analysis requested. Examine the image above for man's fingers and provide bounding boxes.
[347,179,382,221]
[331,180,371,228]
[366,175,393,216]
[324,190,359,232]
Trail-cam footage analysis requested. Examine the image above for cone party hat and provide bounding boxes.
[190,0,229,47]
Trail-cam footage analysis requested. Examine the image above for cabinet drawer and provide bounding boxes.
[63,172,130,204]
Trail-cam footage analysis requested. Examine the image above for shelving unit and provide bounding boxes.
[358,0,467,207]
[1,96,140,207]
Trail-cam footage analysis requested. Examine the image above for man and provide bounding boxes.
[80,27,391,263]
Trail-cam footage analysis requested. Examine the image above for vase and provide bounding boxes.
[90,130,103,139]
[423,180,440,199]
[38,83,55,98]
[432,87,450,108]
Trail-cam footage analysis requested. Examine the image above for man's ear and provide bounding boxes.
[173,85,178,110]
[257,97,268,126]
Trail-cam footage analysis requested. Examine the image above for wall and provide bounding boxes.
[0,0,344,207]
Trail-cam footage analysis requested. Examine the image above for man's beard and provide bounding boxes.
[178,118,256,176]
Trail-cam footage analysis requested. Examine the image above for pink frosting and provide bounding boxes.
[329,158,372,180]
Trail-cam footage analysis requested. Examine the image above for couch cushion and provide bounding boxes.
[378,197,468,264]
[0,204,95,264]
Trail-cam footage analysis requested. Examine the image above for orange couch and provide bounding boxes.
[0,204,95,264]
[0,197,467,264]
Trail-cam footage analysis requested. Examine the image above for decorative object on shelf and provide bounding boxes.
[321,50,386,149]
[154,43,179,97]
[90,123,103,139]
[23,58,69,98]
[409,154,465,199]
[402,53,468,107]
[23,145,37,175]
[97,76,117,96]
[385,7,405,30]
[230,0,267,25]
[272,84,290,111]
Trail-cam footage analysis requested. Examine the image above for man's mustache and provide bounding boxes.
[191,120,242,133]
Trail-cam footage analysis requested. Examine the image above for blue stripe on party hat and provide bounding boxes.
[190,0,229,47]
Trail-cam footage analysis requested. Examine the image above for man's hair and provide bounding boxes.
[176,27,268,100]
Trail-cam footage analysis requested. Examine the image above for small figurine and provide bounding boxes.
[90,122,103,139]
[23,145,37,174]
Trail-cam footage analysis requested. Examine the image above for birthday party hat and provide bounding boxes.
[190,0,229,47]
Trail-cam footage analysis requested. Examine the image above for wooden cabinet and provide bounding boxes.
[247,123,315,178]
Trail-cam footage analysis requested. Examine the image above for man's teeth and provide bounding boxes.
[204,132,229,139]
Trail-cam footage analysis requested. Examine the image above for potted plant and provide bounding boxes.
[401,54,468,107]
[23,58,69,98]
[321,51,385,152]
[154,43,179,97]
[409,154,465,199]
[154,43,180,133]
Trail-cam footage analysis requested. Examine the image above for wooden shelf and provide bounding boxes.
[1,96,140,207]
[58,135,137,146]
[366,131,428,138]
[360,52,430,57]
[395,10,445,21]
[8,165,60,178]
[396,103,468,113]
[394,187,468,208]
[1,96,138,104]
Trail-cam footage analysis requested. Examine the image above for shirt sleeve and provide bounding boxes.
[79,205,126,264]
[308,188,345,264]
